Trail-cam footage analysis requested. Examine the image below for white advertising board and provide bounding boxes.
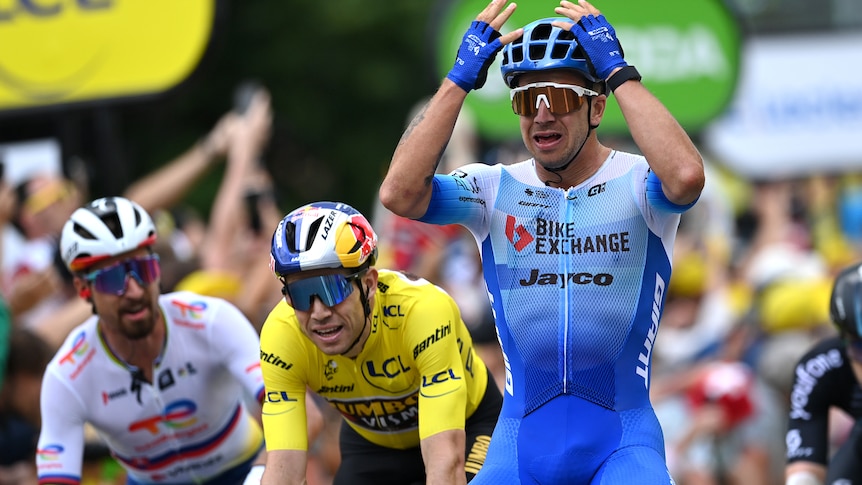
[703,31,862,179]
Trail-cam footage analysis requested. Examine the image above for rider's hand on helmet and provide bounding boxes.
[555,0,628,80]
[447,0,523,92]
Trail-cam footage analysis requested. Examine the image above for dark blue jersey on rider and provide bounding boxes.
[419,152,689,484]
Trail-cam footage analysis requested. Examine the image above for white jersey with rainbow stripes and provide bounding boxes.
[36,291,265,485]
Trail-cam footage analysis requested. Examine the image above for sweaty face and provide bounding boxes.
[516,71,600,171]
[286,268,376,357]
[82,249,161,340]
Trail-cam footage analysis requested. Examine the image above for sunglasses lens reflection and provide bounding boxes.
[511,85,586,116]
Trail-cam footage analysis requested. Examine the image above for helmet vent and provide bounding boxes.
[551,43,568,60]
[528,44,547,62]
[305,217,323,250]
[133,206,143,226]
[285,221,298,252]
[500,18,599,88]
[72,223,97,241]
[554,30,576,60]
[531,22,552,41]
[102,213,124,239]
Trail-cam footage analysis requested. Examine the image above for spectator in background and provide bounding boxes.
[173,87,284,327]
[0,302,53,485]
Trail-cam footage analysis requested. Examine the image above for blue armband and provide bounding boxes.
[645,171,697,213]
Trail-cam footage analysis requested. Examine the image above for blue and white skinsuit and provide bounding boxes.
[419,151,692,484]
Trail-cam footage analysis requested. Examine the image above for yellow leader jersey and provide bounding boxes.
[260,269,490,451]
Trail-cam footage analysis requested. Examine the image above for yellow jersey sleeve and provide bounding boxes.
[259,301,310,451]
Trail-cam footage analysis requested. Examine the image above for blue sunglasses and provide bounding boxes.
[85,255,161,296]
[283,272,361,312]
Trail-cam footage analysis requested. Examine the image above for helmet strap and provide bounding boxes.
[340,279,372,357]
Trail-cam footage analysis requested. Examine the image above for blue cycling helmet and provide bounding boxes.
[500,18,599,88]
[270,201,378,278]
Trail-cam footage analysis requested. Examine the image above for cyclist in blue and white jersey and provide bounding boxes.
[379,1,705,483]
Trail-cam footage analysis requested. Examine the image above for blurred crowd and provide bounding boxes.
[1,91,861,485]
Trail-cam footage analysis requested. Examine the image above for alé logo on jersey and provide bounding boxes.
[128,399,198,435]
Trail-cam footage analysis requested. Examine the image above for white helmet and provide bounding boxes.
[60,197,157,273]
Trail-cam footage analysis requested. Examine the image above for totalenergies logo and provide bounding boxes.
[505,215,533,252]
[171,299,207,319]
[37,444,64,461]
[128,399,198,435]
[59,331,89,366]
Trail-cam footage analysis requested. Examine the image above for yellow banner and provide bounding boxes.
[0,0,214,111]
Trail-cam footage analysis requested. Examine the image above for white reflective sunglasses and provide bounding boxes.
[510,82,600,116]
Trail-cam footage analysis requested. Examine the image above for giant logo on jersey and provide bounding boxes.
[635,273,665,389]
[330,392,420,432]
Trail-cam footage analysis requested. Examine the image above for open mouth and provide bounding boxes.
[122,306,148,320]
[314,326,343,341]
[534,133,562,148]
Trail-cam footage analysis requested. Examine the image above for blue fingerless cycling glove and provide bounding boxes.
[447,21,503,92]
[571,14,628,80]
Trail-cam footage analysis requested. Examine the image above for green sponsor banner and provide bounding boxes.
[435,0,741,139]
